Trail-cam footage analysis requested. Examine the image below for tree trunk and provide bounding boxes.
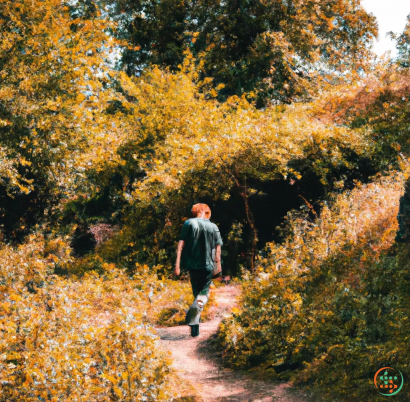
[232,165,258,273]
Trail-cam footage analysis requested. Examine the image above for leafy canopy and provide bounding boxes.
[110,0,378,105]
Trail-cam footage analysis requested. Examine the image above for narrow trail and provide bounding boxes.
[156,284,311,402]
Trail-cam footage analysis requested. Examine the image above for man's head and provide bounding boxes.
[191,203,211,219]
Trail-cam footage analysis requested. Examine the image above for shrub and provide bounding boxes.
[0,237,181,401]
[216,170,409,400]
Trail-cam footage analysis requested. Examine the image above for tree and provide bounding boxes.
[393,15,410,68]
[110,0,377,105]
[93,65,371,273]
[312,19,410,245]
[113,0,190,76]
[0,0,123,240]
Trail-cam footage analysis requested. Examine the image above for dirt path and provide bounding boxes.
[156,284,311,402]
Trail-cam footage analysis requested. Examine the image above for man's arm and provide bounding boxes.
[174,240,184,276]
[214,244,221,271]
[214,224,223,272]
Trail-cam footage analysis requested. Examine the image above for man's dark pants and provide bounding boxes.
[189,268,213,298]
[185,268,213,326]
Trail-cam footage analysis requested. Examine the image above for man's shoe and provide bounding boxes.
[190,324,199,337]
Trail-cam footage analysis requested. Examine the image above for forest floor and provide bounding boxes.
[156,284,313,402]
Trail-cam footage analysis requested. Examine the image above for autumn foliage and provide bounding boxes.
[1,0,410,400]
[0,234,196,400]
[216,169,410,399]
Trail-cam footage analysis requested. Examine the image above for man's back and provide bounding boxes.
[179,218,223,270]
[174,203,223,337]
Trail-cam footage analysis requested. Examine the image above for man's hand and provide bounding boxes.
[174,265,180,276]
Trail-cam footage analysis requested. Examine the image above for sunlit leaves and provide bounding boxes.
[0,0,126,238]
[113,0,378,105]
[217,169,407,400]
[0,237,184,401]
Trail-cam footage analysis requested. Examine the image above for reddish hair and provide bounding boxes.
[191,203,211,218]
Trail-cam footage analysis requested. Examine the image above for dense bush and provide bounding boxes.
[79,64,376,276]
[216,170,409,401]
[0,235,209,401]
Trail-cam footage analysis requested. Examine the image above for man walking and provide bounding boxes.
[174,203,223,337]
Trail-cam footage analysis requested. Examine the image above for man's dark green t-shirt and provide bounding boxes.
[179,218,223,270]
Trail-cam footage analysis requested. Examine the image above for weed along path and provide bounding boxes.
[156,284,310,402]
